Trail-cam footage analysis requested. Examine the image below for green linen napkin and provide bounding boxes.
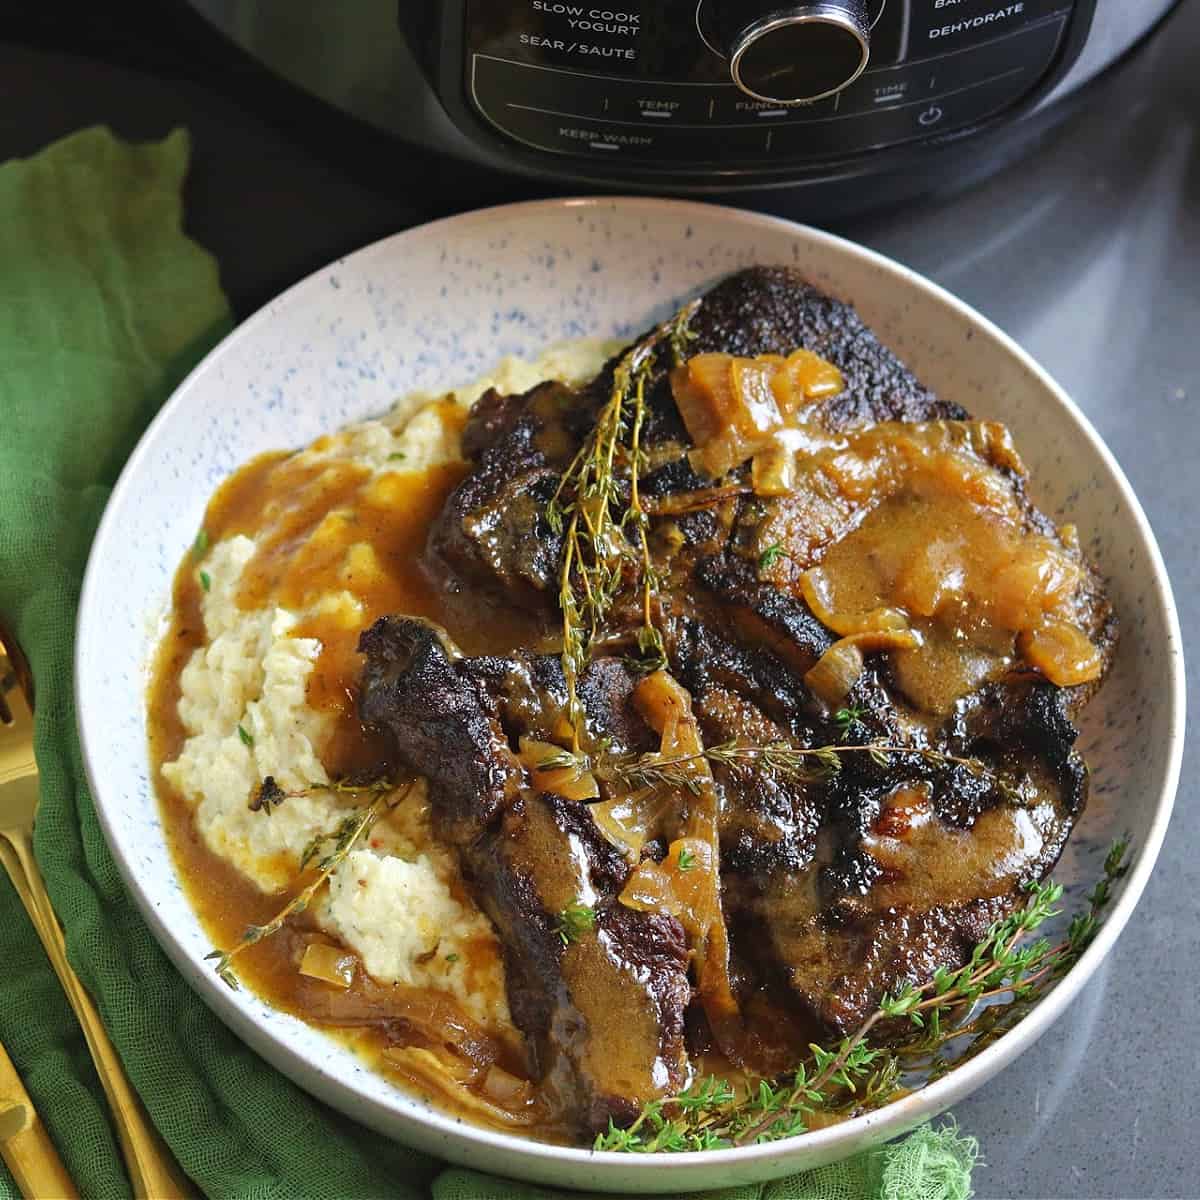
[0,126,977,1200]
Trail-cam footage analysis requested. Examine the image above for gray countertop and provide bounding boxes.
[2,4,1197,1195]
[851,7,1197,1196]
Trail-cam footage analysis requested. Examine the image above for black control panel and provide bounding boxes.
[455,0,1077,169]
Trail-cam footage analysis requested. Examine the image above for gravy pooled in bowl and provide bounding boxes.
[149,268,1114,1147]
[149,340,616,1138]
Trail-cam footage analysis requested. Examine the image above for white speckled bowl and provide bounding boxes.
[76,199,1184,1193]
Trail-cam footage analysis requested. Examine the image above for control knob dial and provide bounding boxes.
[711,2,872,105]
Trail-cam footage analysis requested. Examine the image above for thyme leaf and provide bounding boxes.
[554,899,597,946]
[834,706,866,739]
[757,543,787,572]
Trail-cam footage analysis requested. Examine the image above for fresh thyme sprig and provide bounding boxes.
[910,839,1135,1074]
[546,301,700,747]
[627,367,667,676]
[207,779,412,989]
[247,772,399,818]
[598,739,998,796]
[595,839,1130,1153]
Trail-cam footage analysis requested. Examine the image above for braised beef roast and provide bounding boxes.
[358,617,689,1130]
[358,267,1115,1135]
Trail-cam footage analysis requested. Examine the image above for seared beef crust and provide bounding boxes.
[360,266,1116,1126]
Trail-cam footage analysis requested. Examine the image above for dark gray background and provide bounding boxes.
[857,10,1198,1199]
[2,3,1195,1196]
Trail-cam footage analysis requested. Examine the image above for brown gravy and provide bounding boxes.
[149,379,1102,1143]
[756,420,1102,713]
[147,441,549,1133]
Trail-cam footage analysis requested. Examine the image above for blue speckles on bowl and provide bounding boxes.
[74,198,1184,1195]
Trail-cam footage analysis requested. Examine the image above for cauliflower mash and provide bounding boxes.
[157,340,614,1031]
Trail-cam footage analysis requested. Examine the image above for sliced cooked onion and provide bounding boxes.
[1017,619,1102,687]
[800,571,910,637]
[630,672,742,1050]
[968,420,1026,476]
[301,981,501,1075]
[618,838,714,924]
[298,942,357,989]
[729,358,784,435]
[519,736,600,802]
[688,427,748,480]
[989,541,1083,631]
[842,629,923,655]
[672,348,844,480]
[771,349,844,413]
[632,670,690,745]
[805,629,923,706]
[590,791,673,858]
[382,1046,538,1126]
[590,672,698,855]
[670,353,737,447]
[618,859,679,917]
[804,639,865,706]
[674,351,841,481]
[751,441,798,497]
[482,1065,535,1107]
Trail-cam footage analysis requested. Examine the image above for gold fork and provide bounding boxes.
[0,1031,79,1198]
[0,876,79,1200]
[0,629,193,1199]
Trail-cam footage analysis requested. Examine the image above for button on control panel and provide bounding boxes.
[464,0,1075,167]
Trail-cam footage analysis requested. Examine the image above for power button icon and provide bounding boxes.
[918,105,944,127]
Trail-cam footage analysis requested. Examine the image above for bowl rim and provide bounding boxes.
[76,194,1186,1174]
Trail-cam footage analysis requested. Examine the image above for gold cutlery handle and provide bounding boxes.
[2,832,193,1199]
[0,1041,79,1200]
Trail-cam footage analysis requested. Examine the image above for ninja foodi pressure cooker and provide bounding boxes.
[186,1,1179,211]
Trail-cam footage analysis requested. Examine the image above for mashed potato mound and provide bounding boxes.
[163,537,332,890]
[162,340,614,1029]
